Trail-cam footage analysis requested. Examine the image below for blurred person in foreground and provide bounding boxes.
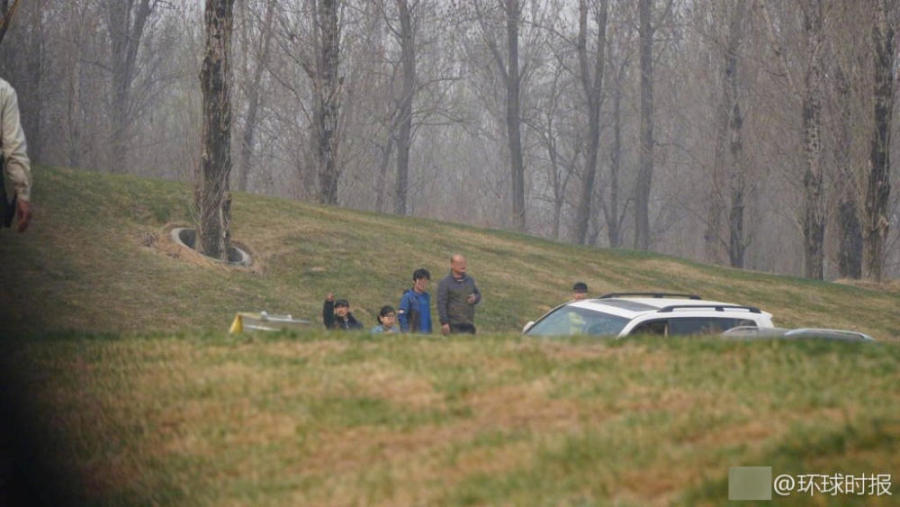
[0,78,32,233]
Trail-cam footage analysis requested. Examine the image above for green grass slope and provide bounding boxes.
[1,167,899,506]
[2,166,898,339]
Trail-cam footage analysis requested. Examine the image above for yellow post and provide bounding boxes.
[229,314,243,334]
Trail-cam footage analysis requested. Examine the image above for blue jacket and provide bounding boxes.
[397,289,432,333]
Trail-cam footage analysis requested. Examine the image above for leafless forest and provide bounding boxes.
[1,0,897,280]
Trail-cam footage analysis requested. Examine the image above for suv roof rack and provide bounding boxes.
[601,292,702,300]
[658,304,760,314]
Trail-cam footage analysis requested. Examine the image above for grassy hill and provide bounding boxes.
[2,166,898,338]
[1,167,899,505]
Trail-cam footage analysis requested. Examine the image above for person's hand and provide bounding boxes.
[466,294,477,304]
[16,199,31,233]
[326,293,334,302]
[441,323,450,336]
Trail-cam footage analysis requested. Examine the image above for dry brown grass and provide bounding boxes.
[7,334,900,505]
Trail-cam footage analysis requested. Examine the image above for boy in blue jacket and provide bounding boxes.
[398,268,432,333]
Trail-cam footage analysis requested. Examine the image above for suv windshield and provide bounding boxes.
[526,306,629,337]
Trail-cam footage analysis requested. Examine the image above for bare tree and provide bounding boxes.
[634,0,654,250]
[196,0,235,260]
[602,52,629,248]
[236,0,276,192]
[703,0,747,267]
[760,0,827,279]
[474,0,527,231]
[527,47,580,240]
[106,0,158,173]
[724,0,748,267]
[311,0,342,205]
[832,64,862,278]
[573,0,609,245]
[864,0,894,281]
[393,0,416,215]
[799,0,826,279]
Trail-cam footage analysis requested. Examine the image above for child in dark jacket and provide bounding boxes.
[323,293,364,330]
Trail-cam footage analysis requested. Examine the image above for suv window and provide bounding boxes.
[527,306,629,336]
[669,317,755,335]
[630,317,756,337]
[630,320,668,336]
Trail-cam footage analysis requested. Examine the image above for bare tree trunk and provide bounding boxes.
[602,53,629,249]
[196,0,235,260]
[107,0,154,174]
[725,0,747,268]
[704,118,726,264]
[375,137,394,213]
[64,0,83,168]
[573,0,609,245]
[864,0,894,282]
[801,0,825,280]
[606,72,622,248]
[634,0,654,250]
[727,97,746,268]
[505,0,526,232]
[20,0,42,163]
[394,0,415,216]
[833,65,862,279]
[704,1,746,265]
[66,57,82,168]
[314,0,341,205]
[238,0,276,192]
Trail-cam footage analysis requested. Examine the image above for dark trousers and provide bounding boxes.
[450,323,476,335]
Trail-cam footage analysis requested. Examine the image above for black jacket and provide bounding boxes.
[323,299,364,330]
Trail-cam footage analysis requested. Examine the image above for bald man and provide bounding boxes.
[436,254,482,335]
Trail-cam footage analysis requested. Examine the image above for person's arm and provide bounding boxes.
[436,279,450,325]
[2,85,31,204]
[397,293,411,332]
[347,313,363,329]
[470,278,482,305]
[2,85,32,232]
[437,279,451,335]
[323,297,335,329]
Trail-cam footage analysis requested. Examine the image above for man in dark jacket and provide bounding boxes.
[436,254,481,335]
[323,293,364,330]
[398,268,433,333]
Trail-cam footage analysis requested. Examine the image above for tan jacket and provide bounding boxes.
[1,78,31,202]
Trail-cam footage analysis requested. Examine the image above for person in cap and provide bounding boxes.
[572,282,589,301]
[323,293,364,330]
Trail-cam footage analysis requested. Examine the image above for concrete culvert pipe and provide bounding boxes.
[171,227,252,267]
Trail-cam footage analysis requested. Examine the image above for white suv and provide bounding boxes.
[523,292,774,338]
